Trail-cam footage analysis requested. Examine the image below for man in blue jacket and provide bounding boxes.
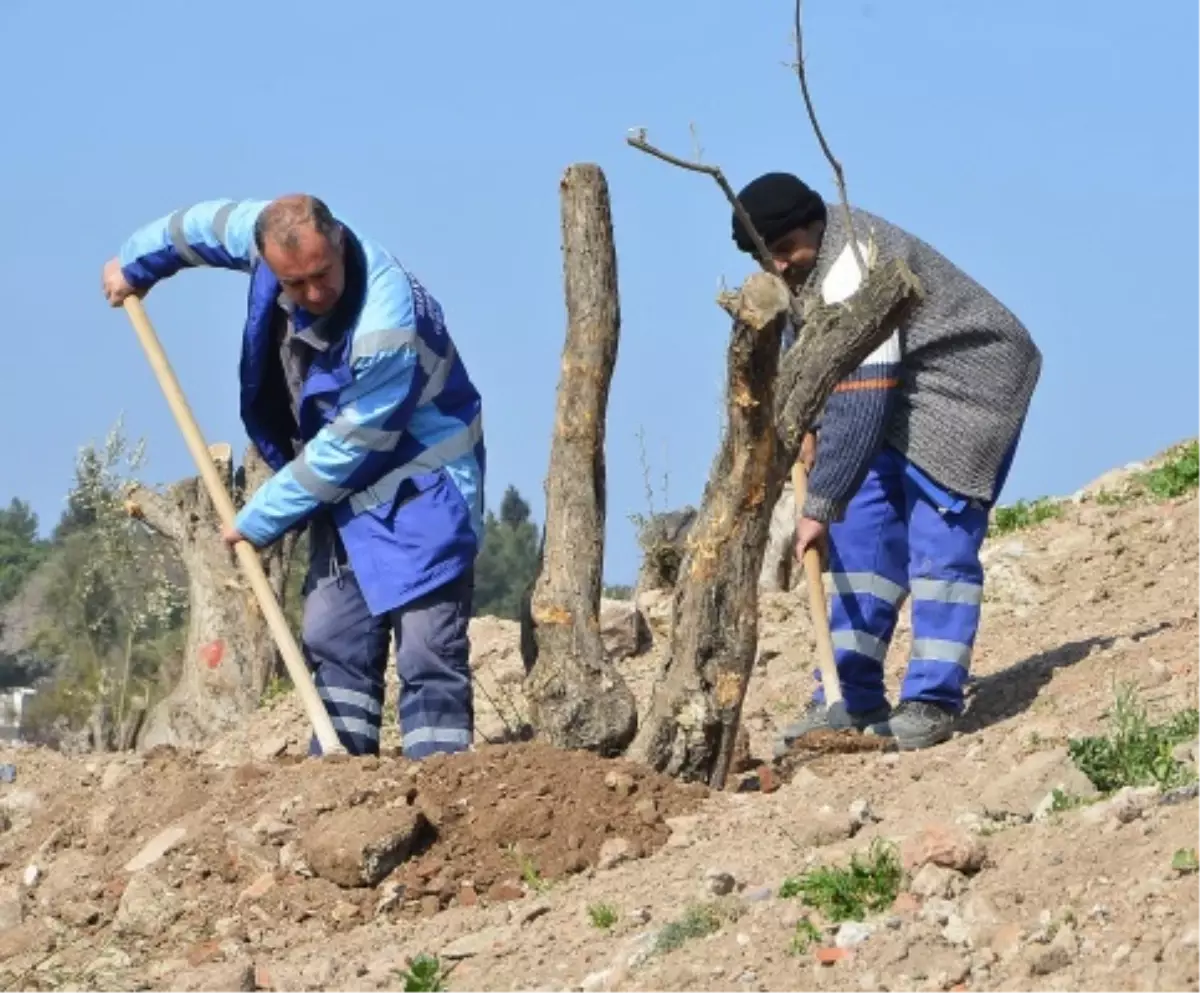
[102,195,485,760]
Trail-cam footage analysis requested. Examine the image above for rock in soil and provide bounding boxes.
[301,805,427,888]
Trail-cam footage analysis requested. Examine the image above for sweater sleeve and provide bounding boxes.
[803,332,901,521]
[800,239,903,523]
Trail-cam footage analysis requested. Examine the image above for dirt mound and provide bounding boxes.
[392,744,707,905]
[0,740,707,990]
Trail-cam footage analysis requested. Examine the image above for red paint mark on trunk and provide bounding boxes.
[199,640,225,669]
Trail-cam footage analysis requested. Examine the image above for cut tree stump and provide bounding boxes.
[520,163,638,756]
[630,257,922,786]
[127,443,301,750]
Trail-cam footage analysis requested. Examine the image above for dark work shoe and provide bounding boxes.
[774,700,892,758]
[887,700,957,751]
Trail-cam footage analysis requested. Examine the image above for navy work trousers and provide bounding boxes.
[300,529,474,759]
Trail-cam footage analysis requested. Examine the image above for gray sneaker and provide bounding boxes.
[774,700,892,758]
[887,700,957,750]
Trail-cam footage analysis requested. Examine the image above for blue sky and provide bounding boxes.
[2,1,1195,584]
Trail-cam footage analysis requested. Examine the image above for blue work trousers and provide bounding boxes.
[811,445,1013,714]
[300,526,474,759]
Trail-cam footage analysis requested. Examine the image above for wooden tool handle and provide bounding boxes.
[122,297,345,754]
[791,458,844,707]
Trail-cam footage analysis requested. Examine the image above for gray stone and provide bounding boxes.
[442,925,513,960]
[921,898,958,926]
[581,969,613,992]
[251,816,293,846]
[1027,923,1077,975]
[176,960,256,992]
[979,748,1099,819]
[255,736,290,761]
[910,863,967,899]
[85,947,133,976]
[114,872,181,938]
[597,837,632,871]
[124,825,188,872]
[621,930,659,969]
[792,809,855,849]
[835,921,874,948]
[741,885,773,903]
[301,805,427,887]
[599,600,651,660]
[1026,943,1071,976]
[1081,786,1159,826]
[943,914,972,946]
[849,798,878,826]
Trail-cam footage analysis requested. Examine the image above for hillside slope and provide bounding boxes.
[0,443,1195,993]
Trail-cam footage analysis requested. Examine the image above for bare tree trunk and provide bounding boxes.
[631,257,922,785]
[128,443,300,750]
[520,163,638,756]
[628,273,791,781]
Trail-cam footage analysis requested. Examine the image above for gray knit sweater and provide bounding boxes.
[800,205,1042,521]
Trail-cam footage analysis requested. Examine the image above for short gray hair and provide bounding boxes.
[254,194,341,253]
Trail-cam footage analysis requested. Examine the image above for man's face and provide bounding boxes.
[263,225,345,316]
[767,222,824,291]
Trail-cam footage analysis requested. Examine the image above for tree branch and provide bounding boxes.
[123,485,182,545]
[626,129,777,274]
[794,0,867,277]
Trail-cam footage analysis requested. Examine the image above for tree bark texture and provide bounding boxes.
[627,272,792,783]
[631,257,922,786]
[129,443,300,750]
[521,164,638,756]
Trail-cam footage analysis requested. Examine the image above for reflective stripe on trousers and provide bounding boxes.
[301,536,474,758]
[813,448,989,714]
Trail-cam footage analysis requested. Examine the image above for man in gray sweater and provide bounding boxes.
[731,172,1042,751]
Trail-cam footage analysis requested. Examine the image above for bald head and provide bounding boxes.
[256,195,346,315]
[254,194,341,255]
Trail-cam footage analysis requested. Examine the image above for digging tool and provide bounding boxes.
[121,297,345,755]
[790,457,853,729]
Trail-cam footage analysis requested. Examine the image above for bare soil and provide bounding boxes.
[0,445,1196,993]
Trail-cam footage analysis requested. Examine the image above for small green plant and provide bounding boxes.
[261,673,293,704]
[1172,848,1199,874]
[511,848,550,894]
[787,917,823,956]
[587,902,619,930]
[655,902,728,953]
[1067,683,1199,792]
[778,839,903,923]
[1138,441,1199,499]
[990,497,1063,535]
[1095,487,1130,507]
[1049,788,1086,813]
[396,954,447,993]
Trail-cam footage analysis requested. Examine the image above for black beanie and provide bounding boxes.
[731,172,827,254]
